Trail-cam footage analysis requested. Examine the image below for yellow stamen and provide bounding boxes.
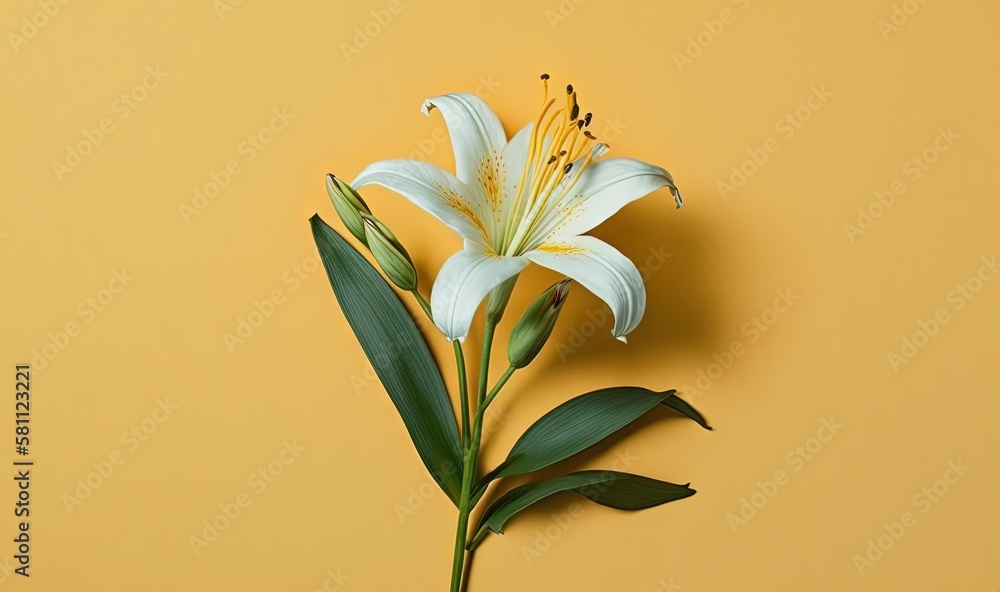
[502,77,605,256]
[506,106,564,248]
[512,147,599,254]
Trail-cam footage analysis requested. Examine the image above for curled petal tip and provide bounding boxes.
[615,334,629,344]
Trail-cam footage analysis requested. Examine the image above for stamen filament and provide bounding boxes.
[502,95,556,252]
[500,77,605,256]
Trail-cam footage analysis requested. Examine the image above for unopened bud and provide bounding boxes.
[508,279,572,368]
[362,215,418,291]
[486,275,519,323]
[326,174,371,245]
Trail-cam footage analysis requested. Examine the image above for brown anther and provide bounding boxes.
[547,155,557,164]
[540,73,550,80]
[577,120,585,130]
[559,150,567,156]
[584,131,597,140]
[563,163,573,174]
[566,84,573,94]
[570,104,580,120]
[584,113,592,126]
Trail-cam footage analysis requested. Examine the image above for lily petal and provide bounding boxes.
[541,157,680,240]
[526,235,645,340]
[353,159,492,248]
[422,92,508,192]
[431,246,529,342]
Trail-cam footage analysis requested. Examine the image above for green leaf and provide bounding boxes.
[659,392,711,430]
[310,214,462,505]
[470,471,695,549]
[474,387,709,499]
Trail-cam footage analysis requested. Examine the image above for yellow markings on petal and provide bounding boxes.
[535,241,588,256]
[477,150,504,211]
[557,198,585,227]
[529,195,587,248]
[439,185,491,243]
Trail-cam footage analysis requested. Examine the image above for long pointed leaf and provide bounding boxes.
[311,214,462,505]
[660,394,711,429]
[480,388,709,491]
[470,470,695,549]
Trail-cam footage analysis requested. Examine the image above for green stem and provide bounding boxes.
[476,320,498,403]
[449,409,483,592]
[411,290,432,319]
[449,316,500,592]
[453,342,470,448]
[480,366,515,411]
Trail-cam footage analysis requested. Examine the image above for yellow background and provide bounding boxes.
[2,0,997,590]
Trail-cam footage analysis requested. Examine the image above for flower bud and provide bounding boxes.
[508,279,572,369]
[326,173,371,245]
[362,214,418,291]
[486,275,519,323]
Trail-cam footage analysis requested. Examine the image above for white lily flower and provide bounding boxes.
[353,77,682,343]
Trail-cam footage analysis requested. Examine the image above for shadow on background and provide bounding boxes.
[488,188,728,416]
[470,187,730,506]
